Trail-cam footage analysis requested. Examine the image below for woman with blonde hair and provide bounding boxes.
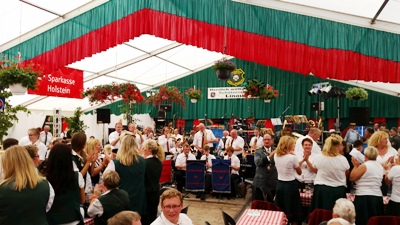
[368,131,398,195]
[87,138,106,185]
[0,146,54,224]
[105,131,146,216]
[142,139,165,225]
[309,134,350,213]
[274,136,302,225]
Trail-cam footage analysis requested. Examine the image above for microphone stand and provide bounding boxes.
[280,104,292,121]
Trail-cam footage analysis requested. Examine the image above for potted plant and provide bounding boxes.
[0,58,43,95]
[65,107,88,135]
[345,87,368,100]
[82,82,145,105]
[185,87,202,103]
[146,85,186,108]
[212,58,237,81]
[0,90,30,144]
[243,79,265,99]
[259,85,279,103]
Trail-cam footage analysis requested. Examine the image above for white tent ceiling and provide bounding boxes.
[1,0,400,113]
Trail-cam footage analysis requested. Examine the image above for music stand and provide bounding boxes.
[256,120,266,127]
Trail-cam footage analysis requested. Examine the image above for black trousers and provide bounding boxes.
[230,174,240,197]
[204,172,212,193]
[175,170,186,192]
[141,190,159,225]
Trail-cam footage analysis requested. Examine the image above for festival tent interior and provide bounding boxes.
[1,0,400,142]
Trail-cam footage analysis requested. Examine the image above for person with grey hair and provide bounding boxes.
[327,218,351,225]
[350,146,384,225]
[320,198,356,225]
[88,170,130,225]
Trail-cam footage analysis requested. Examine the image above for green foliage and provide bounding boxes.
[346,87,368,100]
[0,90,30,144]
[212,58,237,71]
[65,107,88,134]
[0,61,42,90]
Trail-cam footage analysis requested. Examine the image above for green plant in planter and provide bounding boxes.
[212,58,237,71]
[0,59,42,90]
[259,85,280,101]
[185,88,202,100]
[345,87,368,100]
[0,90,30,144]
[65,107,88,135]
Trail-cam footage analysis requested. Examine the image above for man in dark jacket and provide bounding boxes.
[252,133,277,202]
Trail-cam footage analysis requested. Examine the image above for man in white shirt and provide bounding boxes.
[158,127,173,156]
[174,142,196,193]
[217,130,231,157]
[226,129,245,159]
[249,128,263,152]
[192,123,219,159]
[151,189,193,225]
[127,122,144,148]
[21,128,47,162]
[294,128,321,156]
[224,146,241,199]
[40,125,53,147]
[142,126,154,141]
[172,129,183,149]
[108,123,123,153]
[199,146,216,200]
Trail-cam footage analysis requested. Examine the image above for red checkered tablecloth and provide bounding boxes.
[84,218,94,225]
[237,209,288,225]
[300,191,390,207]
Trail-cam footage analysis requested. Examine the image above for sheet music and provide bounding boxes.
[271,118,282,125]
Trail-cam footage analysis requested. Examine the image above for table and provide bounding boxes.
[84,218,94,225]
[300,191,390,207]
[236,209,287,225]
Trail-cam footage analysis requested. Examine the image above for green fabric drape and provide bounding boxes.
[105,59,400,120]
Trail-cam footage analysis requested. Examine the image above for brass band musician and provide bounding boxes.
[128,122,144,147]
[157,127,174,156]
[249,128,263,153]
[192,123,219,159]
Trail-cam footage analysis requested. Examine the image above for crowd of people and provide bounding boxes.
[1,121,400,225]
[0,122,194,225]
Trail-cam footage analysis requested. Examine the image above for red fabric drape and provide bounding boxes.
[28,9,400,83]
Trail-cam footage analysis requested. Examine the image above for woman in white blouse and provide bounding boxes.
[350,146,384,225]
[368,131,398,195]
[383,152,400,216]
[309,134,350,213]
[274,136,302,225]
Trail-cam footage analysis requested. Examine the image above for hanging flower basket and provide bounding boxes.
[146,86,186,109]
[264,99,271,103]
[212,58,236,81]
[185,87,202,103]
[0,56,43,95]
[243,79,265,99]
[82,82,144,105]
[259,85,280,102]
[345,87,368,101]
[9,83,27,95]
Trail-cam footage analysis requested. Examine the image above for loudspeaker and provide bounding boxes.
[349,107,369,126]
[158,110,166,118]
[97,109,110,124]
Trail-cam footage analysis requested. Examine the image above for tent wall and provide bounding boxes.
[100,59,400,129]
